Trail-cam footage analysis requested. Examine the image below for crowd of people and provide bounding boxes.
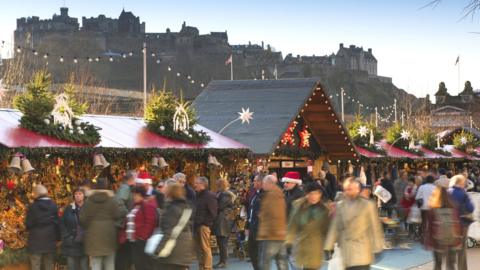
[23,164,477,270]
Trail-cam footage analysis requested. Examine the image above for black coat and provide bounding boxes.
[25,196,60,254]
[194,190,218,228]
[154,199,195,267]
[381,178,397,205]
[247,189,263,234]
[325,172,338,201]
[60,203,86,257]
[185,185,196,204]
[284,185,304,215]
[213,191,235,237]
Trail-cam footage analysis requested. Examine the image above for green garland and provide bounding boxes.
[145,91,210,144]
[1,146,250,163]
[0,248,28,268]
[13,71,101,145]
[347,115,384,155]
[274,146,320,159]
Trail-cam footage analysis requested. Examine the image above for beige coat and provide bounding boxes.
[324,197,384,268]
[257,185,287,241]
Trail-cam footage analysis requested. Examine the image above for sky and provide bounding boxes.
[0,0,479,99]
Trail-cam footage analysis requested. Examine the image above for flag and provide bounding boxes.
[455,55,460,65]
[225,55,232,65]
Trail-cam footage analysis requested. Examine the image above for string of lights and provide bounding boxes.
[0,39,207,89]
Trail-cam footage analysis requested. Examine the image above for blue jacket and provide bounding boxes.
[448,186,474,226]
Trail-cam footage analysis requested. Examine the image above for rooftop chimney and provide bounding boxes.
[340,43,344,49]
[368,48,372,53]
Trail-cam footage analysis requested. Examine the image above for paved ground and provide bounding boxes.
[412,247,480,270]
[190,243,460,270]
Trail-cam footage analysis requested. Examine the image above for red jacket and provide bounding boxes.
[133,199,158,241]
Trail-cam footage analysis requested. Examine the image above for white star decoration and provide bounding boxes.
[460,136,468,145]
[400,130,411,140]
[358,125,369,137]
[238,108,254,124]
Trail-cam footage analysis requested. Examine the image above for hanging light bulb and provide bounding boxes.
[129,51,133,56]
[187,75,191,80]
[151,52,156,57]
[200,83,205,87]
[122,53,127,58]
[191,80,195,84]
[32,50,38,56]
[176,72,180,77]
[95,57,100,62]
[167,66,172,71]
[156,59,161,64]
[109,56,114,62]
[60,56,64,62]
[16,46,21,53]
[43,53,49,59]
[87,57,92,62]
[73,57,78,64]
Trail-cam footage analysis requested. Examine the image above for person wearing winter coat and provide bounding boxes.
[425,186,462,270]
[25,184,60,270]
[286,182,330,270]
[115,170,137,270]
[153,183,195,270]
[246,175,264,270]
[257,175,288,270]
[193,176,218,270]
[173,172,196,204]
[80,178,122,270]
[448,175,475,270]
[213,179,236,268]
[125,186,158,270]
[380,172,397,217]
[61,188,88,270]
[281,171,305,216]
[325,179,384,270]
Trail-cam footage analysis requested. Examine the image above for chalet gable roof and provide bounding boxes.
[193,79,356,159]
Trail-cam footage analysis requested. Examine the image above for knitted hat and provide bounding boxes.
[136,171,152,185]
[281,171,302,185]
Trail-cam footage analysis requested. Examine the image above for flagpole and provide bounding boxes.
[458,55,461,92]
[230,57,233,81]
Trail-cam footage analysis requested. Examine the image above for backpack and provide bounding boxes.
[432,208,462,247]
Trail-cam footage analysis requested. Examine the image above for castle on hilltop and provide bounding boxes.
[10,7,393,105]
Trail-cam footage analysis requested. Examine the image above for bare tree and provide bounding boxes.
[424,0,480,20]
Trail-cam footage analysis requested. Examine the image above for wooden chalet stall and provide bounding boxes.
[0,108,248,268]
[193,79,357,179]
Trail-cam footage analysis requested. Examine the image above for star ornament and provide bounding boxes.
[460,136,468,145]
[238,107,254,124]
[357,125,369,138]
[400,130,411,140]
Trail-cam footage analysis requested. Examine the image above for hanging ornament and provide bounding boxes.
[460,136,468,145]
[281,121,298,145]
[357,125,369,137]
[299,126,311,148]
[51,93,74,129]
[173,100,190,132]
[6,180,15,190]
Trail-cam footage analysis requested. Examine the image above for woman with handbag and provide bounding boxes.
[126,186,158,270]
[61,188,88,270]
[153,183,195,270]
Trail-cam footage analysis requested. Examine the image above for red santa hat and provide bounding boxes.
[136,171,152,185]
[281,171,302,185]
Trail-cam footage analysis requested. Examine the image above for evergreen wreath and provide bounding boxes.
[144,90,210,144]
[13,71,101,145]
[420,130,451,156]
